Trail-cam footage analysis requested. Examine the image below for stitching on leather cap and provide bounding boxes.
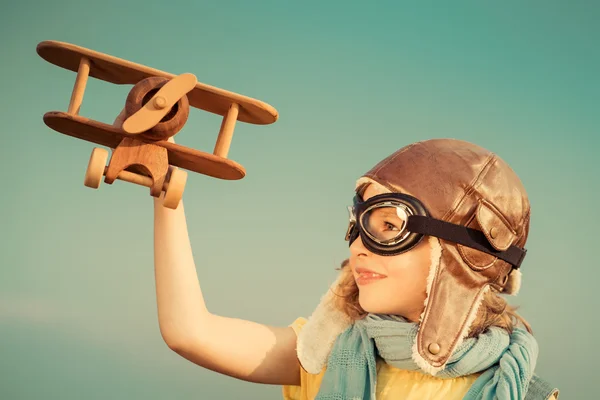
[476,199,516,251]
[443,152,495,222]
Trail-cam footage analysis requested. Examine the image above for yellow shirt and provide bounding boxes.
[282,317,482,400]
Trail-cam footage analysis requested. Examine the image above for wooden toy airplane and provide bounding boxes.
[37,40,279,209]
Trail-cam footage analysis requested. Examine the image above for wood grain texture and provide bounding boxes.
[37,40,278,125]
[67,57,90,115]
[105,137,169,197]
[43,111,246,180]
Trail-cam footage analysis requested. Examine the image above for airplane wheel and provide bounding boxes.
[163,168,187,209]
[125,77,190,141]
[84,147,108,189]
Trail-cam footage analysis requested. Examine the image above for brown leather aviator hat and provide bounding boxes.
[296,138,531,375]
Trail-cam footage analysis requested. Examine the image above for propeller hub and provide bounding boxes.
[154,96,167,109]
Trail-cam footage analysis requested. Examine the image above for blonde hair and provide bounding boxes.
[332,258,532,338]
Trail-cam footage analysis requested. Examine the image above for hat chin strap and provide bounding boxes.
[296,236,446,375]
[411,236,492,376]
[411,236,446,374]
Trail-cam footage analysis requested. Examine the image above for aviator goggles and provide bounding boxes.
[345,193,527,268]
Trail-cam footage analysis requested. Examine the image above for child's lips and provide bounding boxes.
[355,267,387,285]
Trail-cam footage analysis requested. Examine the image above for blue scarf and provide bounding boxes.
[315,314,540,400]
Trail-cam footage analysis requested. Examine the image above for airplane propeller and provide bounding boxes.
[122,73,198,135]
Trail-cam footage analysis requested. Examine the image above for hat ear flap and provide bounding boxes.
[502,268,522,295]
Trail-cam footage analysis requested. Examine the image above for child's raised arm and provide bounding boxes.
[152,187,300,385]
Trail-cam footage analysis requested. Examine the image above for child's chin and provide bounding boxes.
[359,296,391,315]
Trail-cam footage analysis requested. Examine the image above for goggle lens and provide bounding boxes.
[361,203,410,244]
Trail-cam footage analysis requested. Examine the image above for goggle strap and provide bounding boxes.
[406,215,527,268]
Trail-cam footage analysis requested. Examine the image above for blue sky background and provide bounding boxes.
[1,1,598,398]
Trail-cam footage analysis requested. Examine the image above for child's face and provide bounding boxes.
[348,183,432,322]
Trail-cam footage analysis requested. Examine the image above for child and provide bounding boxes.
[152,138,559,399]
